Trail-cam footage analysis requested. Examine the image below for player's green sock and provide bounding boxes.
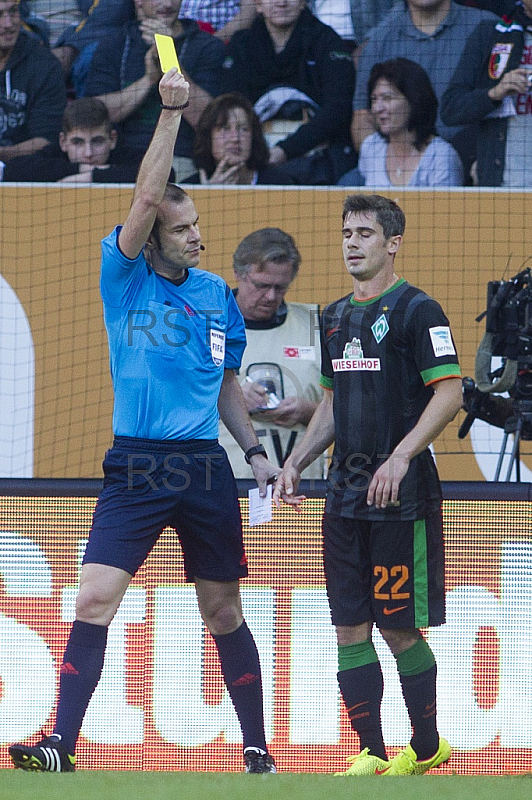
[337,640,387,760]
[395,637,439,761]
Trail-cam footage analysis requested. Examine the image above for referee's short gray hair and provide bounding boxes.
[233,227,301,280]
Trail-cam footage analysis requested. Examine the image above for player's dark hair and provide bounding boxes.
[233,227,301,279]
[62,97,113,135]
[367,57,437,150]
[193,93,269,176]
[342,194,406,238]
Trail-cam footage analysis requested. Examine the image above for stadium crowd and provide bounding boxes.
[1,0,531,185]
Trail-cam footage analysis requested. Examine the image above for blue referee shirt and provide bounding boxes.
[100,226,246,440]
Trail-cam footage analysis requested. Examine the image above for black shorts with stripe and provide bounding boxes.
[323,503,445,630]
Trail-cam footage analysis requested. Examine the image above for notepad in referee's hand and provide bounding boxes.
[248,485,273,527]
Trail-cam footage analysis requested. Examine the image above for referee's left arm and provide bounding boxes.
[218,370,279,494]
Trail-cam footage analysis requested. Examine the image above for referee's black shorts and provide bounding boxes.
[83,436,247,582]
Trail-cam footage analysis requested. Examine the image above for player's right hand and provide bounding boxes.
[273,465,306,512]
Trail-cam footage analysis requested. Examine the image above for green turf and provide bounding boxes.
[1,770,531,800]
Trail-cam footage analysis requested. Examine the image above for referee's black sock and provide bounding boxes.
[337,641,387,760]
[54,620,108,756]
[213,620,267,752]
[395,638,439,761]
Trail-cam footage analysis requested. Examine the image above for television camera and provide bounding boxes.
[458,266,532,480]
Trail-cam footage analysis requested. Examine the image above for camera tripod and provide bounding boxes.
[493,401,532,481]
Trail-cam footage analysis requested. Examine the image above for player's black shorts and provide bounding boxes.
[323,505,445,630]
[83,436,247,581]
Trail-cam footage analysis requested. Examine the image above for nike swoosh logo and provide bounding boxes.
[383,605,407,615]
[375,765,391,775]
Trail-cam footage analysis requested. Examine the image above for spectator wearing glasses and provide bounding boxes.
[184,93,295,184]
[219,227,326,480]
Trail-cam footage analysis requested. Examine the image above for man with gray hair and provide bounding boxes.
[219,227,325,480]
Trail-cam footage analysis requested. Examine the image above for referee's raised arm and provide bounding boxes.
[118,67,190,261]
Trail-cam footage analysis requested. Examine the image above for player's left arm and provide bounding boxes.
[218,369,279,495]
[367,376,463,509]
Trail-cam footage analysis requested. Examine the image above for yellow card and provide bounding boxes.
[154,34,181,73]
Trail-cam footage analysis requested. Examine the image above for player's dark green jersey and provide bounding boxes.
[320,278,460,520]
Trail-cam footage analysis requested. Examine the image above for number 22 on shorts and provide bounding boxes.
[373,564,410,601]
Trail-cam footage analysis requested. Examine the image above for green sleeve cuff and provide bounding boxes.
[421,364,461,386]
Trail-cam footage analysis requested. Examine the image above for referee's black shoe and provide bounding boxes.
[9,734,76,772]
[244,747,277,773]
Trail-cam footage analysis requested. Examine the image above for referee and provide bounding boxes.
[10,66,277,775]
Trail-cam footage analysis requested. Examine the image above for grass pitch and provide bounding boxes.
[1,770,531,800]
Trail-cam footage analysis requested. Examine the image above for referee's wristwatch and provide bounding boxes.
[244,444,267,464]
